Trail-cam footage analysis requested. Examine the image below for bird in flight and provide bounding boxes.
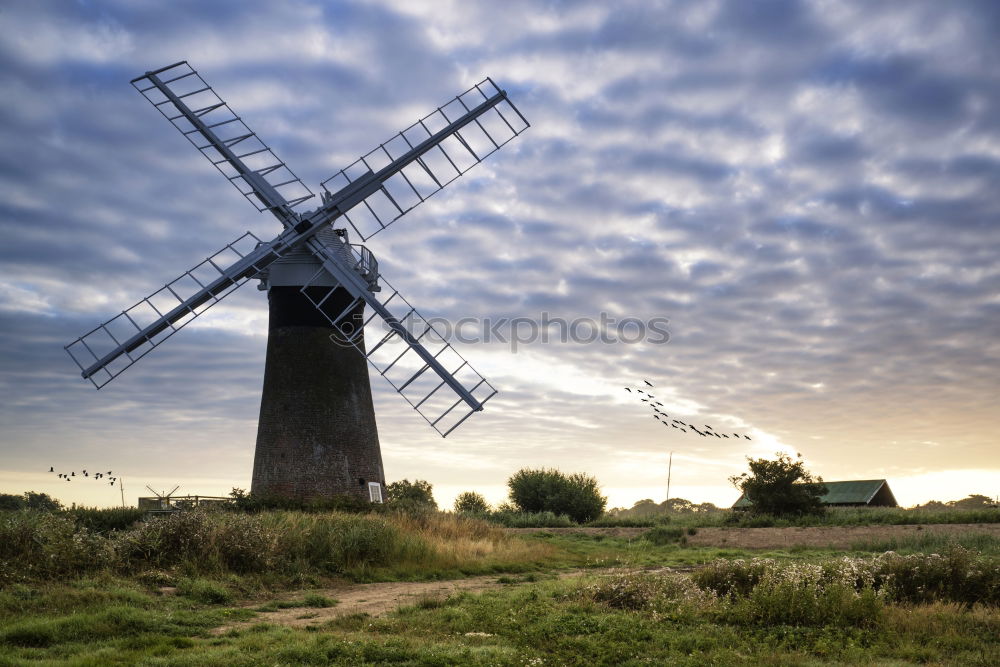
[644,380,653,386]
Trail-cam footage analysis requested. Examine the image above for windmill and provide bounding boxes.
[65,62,528,503]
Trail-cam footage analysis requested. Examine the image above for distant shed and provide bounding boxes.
[733,479,898,510]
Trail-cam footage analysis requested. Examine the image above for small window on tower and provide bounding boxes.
[368,482,383,504]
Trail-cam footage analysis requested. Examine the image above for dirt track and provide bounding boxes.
[212,571,596,634]
[506,522,1000,550]
[213,523,998,633]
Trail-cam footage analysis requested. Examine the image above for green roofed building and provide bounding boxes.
[732,479,899,510]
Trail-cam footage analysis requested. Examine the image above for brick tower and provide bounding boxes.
[250,228,385,502]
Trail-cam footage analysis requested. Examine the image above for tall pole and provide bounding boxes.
[119,477,125,509]
[666,451,673,502]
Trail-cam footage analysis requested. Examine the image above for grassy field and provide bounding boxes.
[589,505,1000,528]
[0,508,998,665]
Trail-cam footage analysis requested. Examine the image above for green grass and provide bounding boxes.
[3,571,995,665]
[256,594,338,612]
[592,505,1000,529]
[0,575,256,663]
[1,508,997,665]
[520,529,843,570]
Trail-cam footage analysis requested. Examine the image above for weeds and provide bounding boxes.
[692,548,1000,608]
[0,508,556,584]
[592,506,1000,529]
[643,525,684,545]
[852,530,1000,556]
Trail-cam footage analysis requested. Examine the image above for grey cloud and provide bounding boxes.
[0,0,997,506]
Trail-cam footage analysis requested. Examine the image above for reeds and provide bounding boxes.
[0,508,555,584]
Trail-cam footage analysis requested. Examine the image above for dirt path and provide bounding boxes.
[212,523,998,633]
[506,522,1000,549]
[213,570,594,634]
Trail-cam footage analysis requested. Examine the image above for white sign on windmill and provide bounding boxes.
[65,62,529,502]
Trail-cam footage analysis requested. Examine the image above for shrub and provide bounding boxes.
[302,594,336,608]
[65,507,144,533]
[454,491,490,514]
[228,487,371,514]
[114,510,275,573]
[0,492,63,512]
[643,526,684,545]
[692,558,883,627]
[729,452,826,516]
[0,494,24,510]
[0,508,550,583]
[177,577,232,604]
[692,549,1000,624]
[582,571,712,613]
[487,511,575,528]
[586,516,664,528]
[270,512,429,574]
[0,511,110,582]
[385,480,437,513]
[507,468,607,523]
[22,492,64,511]
[870,548,1000,607]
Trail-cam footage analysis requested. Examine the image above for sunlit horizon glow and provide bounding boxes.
[1,1,998,512]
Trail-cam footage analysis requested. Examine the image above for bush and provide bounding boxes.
[586,516,665,528]
[115,510,275,573]
[0,511,110,582]
[729,452,826,516]
[692,549,1000,616]
[0,508,542,583]
[65,507,144,533]
[302,594,336,608]
[385,480,437,513]
[871,548,1000,607]
[692,558,883,627]
[0,492,63,512]
[453,491,490,514]
[177,577,232,604]
[487,511,575,528]
[582,571,712,614]
[643,526,684,545]
[228,487,371,514]
[507,468,607,523]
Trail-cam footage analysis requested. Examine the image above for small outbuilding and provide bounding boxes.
[732,479,899,510]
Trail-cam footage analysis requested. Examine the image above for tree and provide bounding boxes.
[662,498,696,514]
[507,468,607,523]
[729,452,827,516]
[454,491,490,514]
[0,493,24,510]
[386,479,437,511]
[0,491,62,511]
[949,494,995,509]
[22,491,62,511]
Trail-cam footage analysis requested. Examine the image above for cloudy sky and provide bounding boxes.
[1,0,998,510]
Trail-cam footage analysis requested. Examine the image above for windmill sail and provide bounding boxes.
[65,231,286,388]
[69,61,528,441]
[300,237,497,437]
[319,78,529,241]
[131,61,313,215]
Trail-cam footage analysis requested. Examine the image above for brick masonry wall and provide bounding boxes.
[251,286,385,502]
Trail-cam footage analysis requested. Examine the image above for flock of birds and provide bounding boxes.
[626,380,752,440]
[48,466,117,486]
